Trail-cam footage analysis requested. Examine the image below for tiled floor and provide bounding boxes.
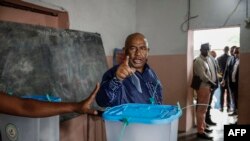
[178,108,238,141]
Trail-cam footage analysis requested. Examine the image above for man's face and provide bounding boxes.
[210,51,216,58]
[200,47,210,57]
[234,48,240,58]
[125,36,149,72]
[230,47,235,56]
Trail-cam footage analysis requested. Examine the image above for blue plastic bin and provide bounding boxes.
[103,103,182,141]
[0,95,61,141]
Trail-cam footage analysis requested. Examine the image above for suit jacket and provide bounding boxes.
[193,55,219,89]
[223,56,236,86]
[217,53,230,74]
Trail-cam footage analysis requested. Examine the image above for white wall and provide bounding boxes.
[136,0,250,54]
[190,0,245,29]
[190,0,249,52]
[40,0,136,56]
[136,0,188,55]
[37,0,250,54]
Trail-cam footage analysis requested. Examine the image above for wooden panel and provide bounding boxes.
[0,1,69,29]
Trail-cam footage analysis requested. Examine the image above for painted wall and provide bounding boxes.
[238,21,250,124]
[0,5,59,28]
[241,23,250,53]
[136,0,188,55]
[41,0,136,56]
[32,0,250,132]
[190,0,246,30]
[136,0,250,131]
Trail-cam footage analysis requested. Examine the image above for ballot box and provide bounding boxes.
[0,95,61,141]
[103,103,182,141]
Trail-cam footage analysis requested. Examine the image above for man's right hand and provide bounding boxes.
[208,81,217,90]
[77,83,100,115]
[116,56,135,81]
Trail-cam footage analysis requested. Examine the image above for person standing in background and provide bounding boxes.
[96,33,162,107]
[210,50,217,58]
[230,47,239,116]
[205,50,219,126]
[222,47,239,116]
[217,46,230,112]
[210,50,219,71]
[221,46,237,113]
[193,43,218,140]
[209,50,221,111]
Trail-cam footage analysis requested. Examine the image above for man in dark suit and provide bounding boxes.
[217,46,230,112]
[221,47,239,116]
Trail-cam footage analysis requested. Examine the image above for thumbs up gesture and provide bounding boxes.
[116,56,135,81]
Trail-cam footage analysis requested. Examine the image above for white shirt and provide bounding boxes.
[207,57,217,83]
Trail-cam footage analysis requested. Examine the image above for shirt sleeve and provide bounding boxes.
[155,80,163,104]
[95,68,123,107]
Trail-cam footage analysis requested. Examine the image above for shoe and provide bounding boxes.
[227,108,233,113]
[219,108,223,112]
[205,128,213,133]
[206,124,210,128]
[206,118,217,126]
[229,111,237,116]
[197,132,213,140]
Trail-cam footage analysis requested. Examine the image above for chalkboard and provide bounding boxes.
[0,21,108,121]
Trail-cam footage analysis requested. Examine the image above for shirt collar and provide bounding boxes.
[135,63,150,74]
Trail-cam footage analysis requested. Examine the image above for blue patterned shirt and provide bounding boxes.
[96,64,162,107]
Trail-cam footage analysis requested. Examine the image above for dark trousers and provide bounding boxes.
[231,82,238,110]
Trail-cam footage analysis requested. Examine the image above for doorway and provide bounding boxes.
[193,27,240,59]
[190,27,240,127]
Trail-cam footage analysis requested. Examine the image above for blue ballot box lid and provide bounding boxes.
[103,103,182,124]
[21,95,61,102]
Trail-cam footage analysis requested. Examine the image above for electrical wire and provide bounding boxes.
[247,0,249,18]
[222,0,243,27]
[187,0,191,30]
[181,0,198,32]
[181,15,199,32]
[181,104,210,110]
